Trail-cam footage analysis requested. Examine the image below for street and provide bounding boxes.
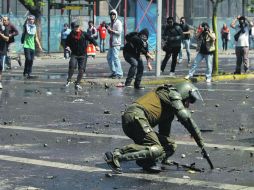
[0,54,253,190]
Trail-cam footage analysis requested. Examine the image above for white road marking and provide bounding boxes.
[0,155,253,190]
[0,125,253,152]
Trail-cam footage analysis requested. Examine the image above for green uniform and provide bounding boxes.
[115,85,204,165]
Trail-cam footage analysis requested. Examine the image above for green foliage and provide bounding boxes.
[247,0,254,13]
[24,0,34,6]
[23,0,45,7]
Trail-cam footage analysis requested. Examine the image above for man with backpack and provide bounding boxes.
[123,28,153,89]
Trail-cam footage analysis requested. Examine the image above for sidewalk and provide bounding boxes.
[8,49,254,87]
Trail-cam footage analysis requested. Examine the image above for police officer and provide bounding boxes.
[104,82,207,173]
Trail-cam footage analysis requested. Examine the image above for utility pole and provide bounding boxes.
[48,1,51,54]
[156,0,162,77]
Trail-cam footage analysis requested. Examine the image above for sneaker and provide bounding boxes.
[75,83,82,90]
[116,75,123,79]
[169,72,175,77]
[134,85,145,90]
[109,74,116,78]
[206,78,212,83]
[125,84,133,88]
[184,75,190,80]
[65,81,71,87]
[0,82,2,89]
[104,152,122,174]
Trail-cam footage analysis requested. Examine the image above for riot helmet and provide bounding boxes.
[175,82,203,104]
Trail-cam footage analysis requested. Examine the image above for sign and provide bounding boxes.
[50,3,93,10]
[64,5,83,10]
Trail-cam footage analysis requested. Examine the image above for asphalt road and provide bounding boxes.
[0,55,253,190]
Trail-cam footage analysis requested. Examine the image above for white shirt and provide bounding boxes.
[234,25,250,47]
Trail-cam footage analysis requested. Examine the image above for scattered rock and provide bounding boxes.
[62,118,66,122]
[45,175,56,179]
[239,127,246,131]
[215,104,220,107]
[104,124,110,127]
[250,152,253,157]
[104,110,110,114]
[105,173,113,177]
[43,144,48,147]
[24,101,28,104]
[181,154,186,158]
[246,95,249,99]
[182,175,190,179]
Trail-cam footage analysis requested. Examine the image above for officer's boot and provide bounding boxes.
[121,145,164,173]
[104,148,122,174]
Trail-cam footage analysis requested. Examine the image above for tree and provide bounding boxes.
[18,0,45,54]
[210,0,224,75]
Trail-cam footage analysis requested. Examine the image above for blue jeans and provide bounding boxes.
[188,53,213,80]
[107,46,123,76]
[0,55,6,71]
[178,39,191,63]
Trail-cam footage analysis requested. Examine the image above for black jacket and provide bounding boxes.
[123,33,148,58]
[66,30,98,56]
[163,23,183,48]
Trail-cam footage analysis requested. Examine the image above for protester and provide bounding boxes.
[161,17,183,77]
[107,9,123,79]
[178,17,191,66]
[123,28,153,89]
[104,82,208,173]
[221,23,230,51]
[2,16,19,69]
[61,23,71,59]
[97,21,107,53]
[185,22,216,83]
[0,18,10,89]
[230,15,253,74]
[65,21,99,90]
[86,20,98,58]
[22,15,43,78]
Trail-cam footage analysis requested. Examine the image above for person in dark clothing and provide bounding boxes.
[178,17,191,66]
[123,28,153,89]
[161,17,183,76]
[2,16,19,69]
[0,21,9,89]
[65,22,99,90]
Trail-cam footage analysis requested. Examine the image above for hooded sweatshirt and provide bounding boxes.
[109,9,122,47]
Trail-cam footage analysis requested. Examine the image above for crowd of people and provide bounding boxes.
[0,12,253,90]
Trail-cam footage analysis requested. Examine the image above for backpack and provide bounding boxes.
[125,32,138,43]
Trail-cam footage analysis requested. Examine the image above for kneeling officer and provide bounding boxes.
[104,82,211,173]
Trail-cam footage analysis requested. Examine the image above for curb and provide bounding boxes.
[83,73,254,87]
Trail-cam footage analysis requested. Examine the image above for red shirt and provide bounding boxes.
[97,25,107,39]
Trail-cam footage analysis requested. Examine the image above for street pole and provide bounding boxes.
[156,0,162,77]
[48,1,50,54]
